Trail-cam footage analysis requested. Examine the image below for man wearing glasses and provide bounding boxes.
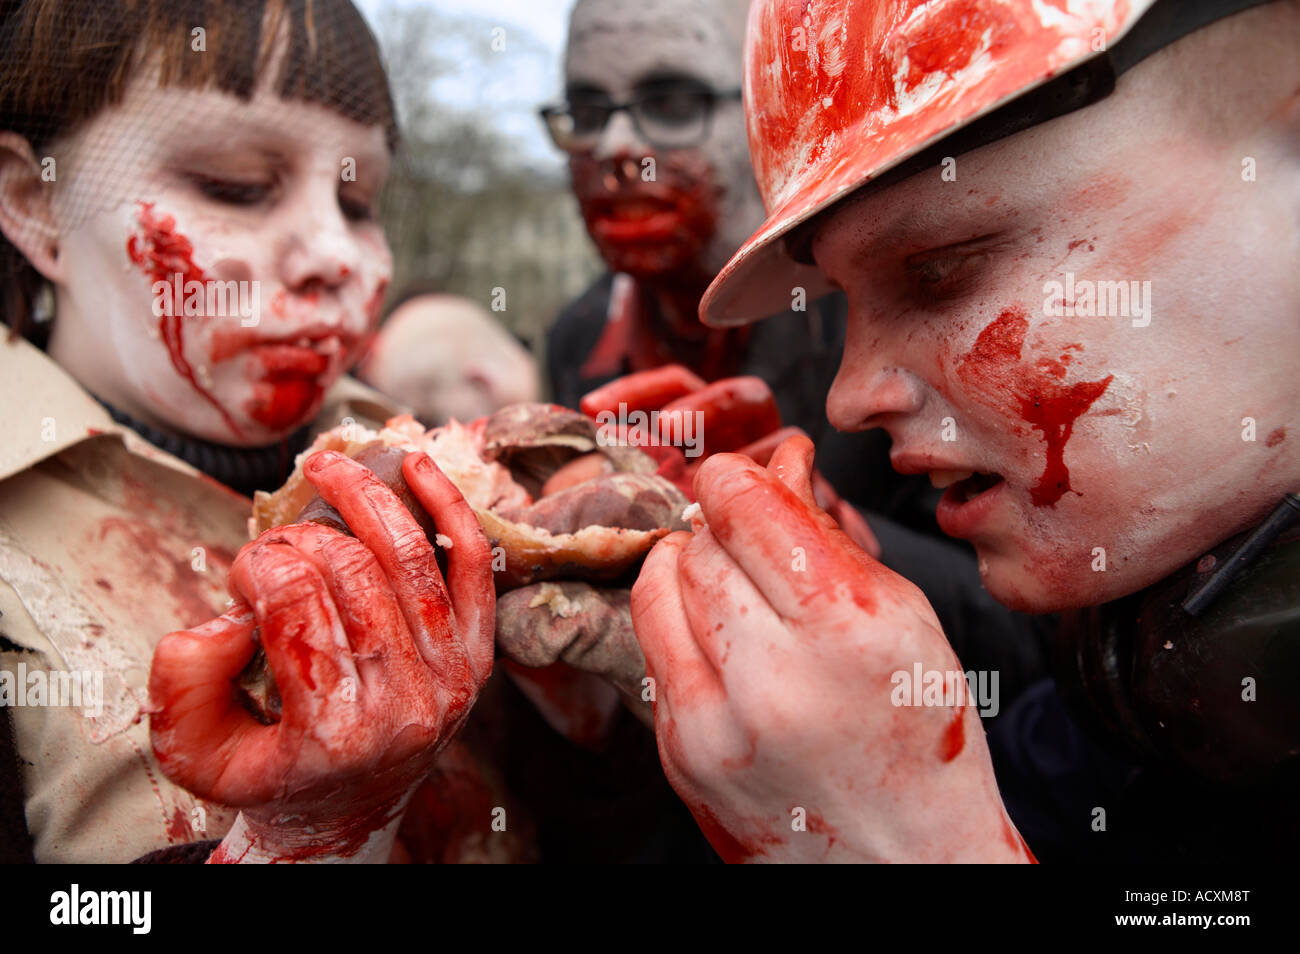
[541,0,931,531]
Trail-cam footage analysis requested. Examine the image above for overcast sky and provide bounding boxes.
[355,0,578,169]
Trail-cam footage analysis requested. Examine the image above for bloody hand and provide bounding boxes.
[580,365,878,555]
[580,364,782,466]
[149,450,495,862]
[631,435,1033,863]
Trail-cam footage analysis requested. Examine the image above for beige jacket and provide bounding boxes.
[0,336,397,862]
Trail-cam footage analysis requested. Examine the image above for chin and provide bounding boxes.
[601,244,695,279]
[976,547,1110,615]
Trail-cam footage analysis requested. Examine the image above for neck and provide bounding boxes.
[93,396,310,499]
[638,270,714,340]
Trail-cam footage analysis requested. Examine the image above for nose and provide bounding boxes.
[825,319,925,432]
[593,109,650,162]
[279,183,362,293]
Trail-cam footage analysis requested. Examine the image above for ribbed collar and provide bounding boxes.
[94,398,311,499]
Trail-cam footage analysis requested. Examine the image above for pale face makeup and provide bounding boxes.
[563,0,762,280]
[810,52,1299,612]
[46,66,393,446]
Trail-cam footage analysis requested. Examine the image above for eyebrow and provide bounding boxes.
[170,129,389,177]
[634,71,710,91]
[809,197,928,273]
[565,81,609,99]
[810,186,1007,278]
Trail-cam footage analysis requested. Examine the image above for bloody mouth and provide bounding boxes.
[951,471,1004,502]
[587,197,682,242]
[249,342,332,377]
[244,340,340,431]
[935,472,1007,538]
[247,374,322,432]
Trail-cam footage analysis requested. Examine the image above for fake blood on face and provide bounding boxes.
[126,202,243,438]
[572,153,719,277]
[958,307,1112,507]
[248,374,320,432]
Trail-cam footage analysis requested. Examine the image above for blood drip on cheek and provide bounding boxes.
[957,307,1113,507]
[126,202,243,438]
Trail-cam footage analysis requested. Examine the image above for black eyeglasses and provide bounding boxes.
[540,85,742,153]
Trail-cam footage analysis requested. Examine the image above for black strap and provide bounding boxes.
[1108,0,1278,76]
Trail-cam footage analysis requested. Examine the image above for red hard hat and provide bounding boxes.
[700,0,1166,327]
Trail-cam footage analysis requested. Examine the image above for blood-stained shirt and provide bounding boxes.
[0,336,394,862]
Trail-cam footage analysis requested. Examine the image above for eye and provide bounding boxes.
[339,194,374,222]
[905,249,990,302]
[188,173,271,206]
[569,100,612,135]
[639,89,707,127]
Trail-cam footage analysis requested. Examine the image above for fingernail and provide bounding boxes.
[303,449,342,474]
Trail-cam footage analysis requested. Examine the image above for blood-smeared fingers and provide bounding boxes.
[299,529,414,690]
[692,452,871,619]
[230,538,361,730]
[676,526,776,677]
[764,434,834,523]
[819,489,883,561]
[631,531,725,711]
[149,606,271,797]
[766,435,882,559]
[403,451,496,682]
[303,450,457,672]
[579,364,706,417]
[733,426,809,467]
[662,376,783,458]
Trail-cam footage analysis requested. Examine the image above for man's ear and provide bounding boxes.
[0,131,61,283]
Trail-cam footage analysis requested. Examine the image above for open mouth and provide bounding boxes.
[944,471,1005,503]
[934,470,1008,539]
[252,341,333,377]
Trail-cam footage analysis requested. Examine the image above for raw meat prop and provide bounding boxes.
[238,403,690,721]
[254,403,689,585]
